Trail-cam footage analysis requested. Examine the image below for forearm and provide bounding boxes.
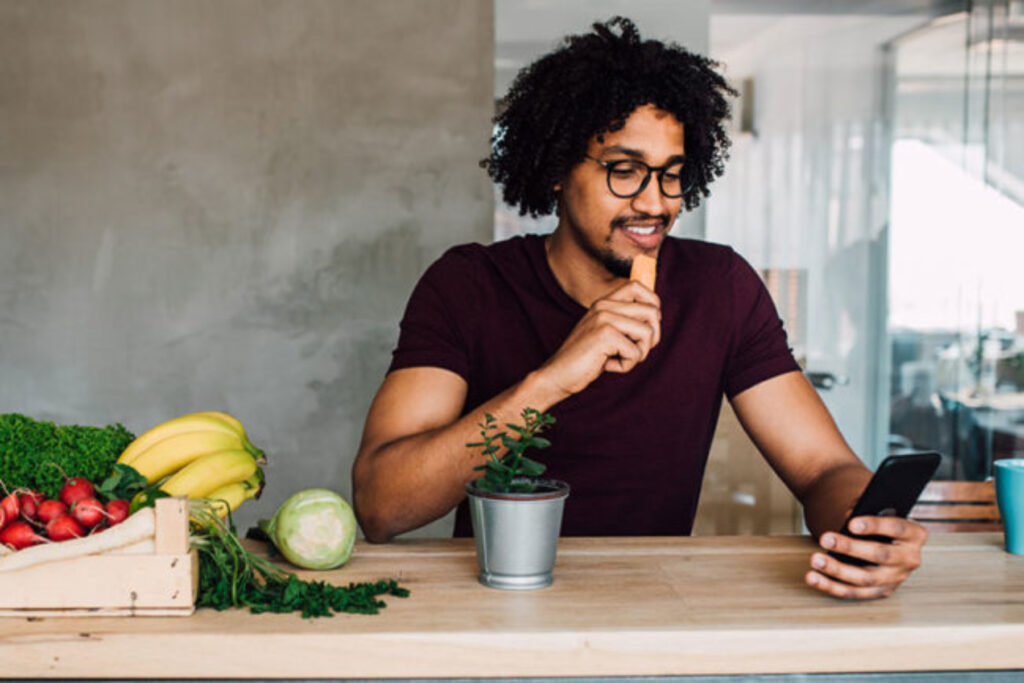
[800,462,872,538]
[731,373,874,539]
[353,370,566,542]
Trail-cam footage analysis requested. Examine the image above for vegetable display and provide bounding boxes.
[0,410,410,618]
[0,413,134,499]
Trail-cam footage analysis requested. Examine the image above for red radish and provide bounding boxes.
[18,491,43,521]
[0,506,156,572]
[1,493,19,522]
[59,477,95,508]
[0,521,46,549]
[70,497,105,528]
[105,499,129,526]
[37,499,68,524]
[46,514,83,541]
[0,505,6,532]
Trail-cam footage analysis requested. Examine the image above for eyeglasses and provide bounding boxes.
[585,155,690,199]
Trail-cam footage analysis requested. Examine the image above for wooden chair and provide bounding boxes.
[909,480,1002,532]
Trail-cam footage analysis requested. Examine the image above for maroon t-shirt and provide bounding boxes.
[389,234,800,537]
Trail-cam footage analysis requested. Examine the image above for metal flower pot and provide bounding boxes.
[464,478,570,590]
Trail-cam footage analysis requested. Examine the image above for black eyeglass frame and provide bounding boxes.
[585,155,690,199]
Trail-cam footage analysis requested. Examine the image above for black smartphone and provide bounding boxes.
[827,451,941,567]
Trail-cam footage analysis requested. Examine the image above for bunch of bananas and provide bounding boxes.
[117,411,266,517]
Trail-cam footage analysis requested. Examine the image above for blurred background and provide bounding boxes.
[2,0,1021,536]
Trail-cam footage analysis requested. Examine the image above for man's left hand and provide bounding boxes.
[805,516,928,600]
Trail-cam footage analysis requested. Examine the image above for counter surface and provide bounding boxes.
[2,533,1022,678]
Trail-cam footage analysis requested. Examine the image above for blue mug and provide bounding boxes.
[994,459,1024,554]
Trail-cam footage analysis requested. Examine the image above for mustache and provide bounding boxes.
[611,214,671,230]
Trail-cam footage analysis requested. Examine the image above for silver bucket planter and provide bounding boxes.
[465,478,570,590]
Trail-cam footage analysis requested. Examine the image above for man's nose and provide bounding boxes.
[629,175,670,216]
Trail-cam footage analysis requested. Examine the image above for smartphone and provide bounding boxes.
[827,451,941,567]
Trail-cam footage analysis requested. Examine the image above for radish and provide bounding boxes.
[59,477,95,508]
[0,521,46,550]
[37,499,68,524]
[71,497,105,528]
[106,499,130,526]
[0,507,155,572]
[0,505,6,532]
[18,491,43,521]
[46,514,83,541]
[0,493,19,522]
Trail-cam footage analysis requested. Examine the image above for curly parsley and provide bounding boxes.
[190,501,408,618]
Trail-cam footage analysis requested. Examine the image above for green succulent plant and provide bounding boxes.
[467,408,556,494]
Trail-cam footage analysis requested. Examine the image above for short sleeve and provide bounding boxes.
[722,252,801,398]
[387,247,480,381]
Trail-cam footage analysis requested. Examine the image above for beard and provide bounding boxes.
[595,215,671,278]
[572,230,633,278]
[560,204,671,279]
[598,248,633,278]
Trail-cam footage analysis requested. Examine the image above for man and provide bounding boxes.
[352,17,927,600]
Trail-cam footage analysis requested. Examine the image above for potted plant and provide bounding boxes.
[464,408,569,590]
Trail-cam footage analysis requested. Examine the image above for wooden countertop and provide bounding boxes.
[3,533,1024,678]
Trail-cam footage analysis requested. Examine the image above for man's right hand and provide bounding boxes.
[535,280,661,400]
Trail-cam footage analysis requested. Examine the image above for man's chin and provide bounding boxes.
[600,252,633,279]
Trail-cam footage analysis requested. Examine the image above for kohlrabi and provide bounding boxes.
[258,488,356,570]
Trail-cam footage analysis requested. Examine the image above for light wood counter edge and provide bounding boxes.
[2,533,1018,678]
[6,624,1018,678]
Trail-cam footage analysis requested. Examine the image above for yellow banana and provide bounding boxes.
[197,411,267,463]
[193,411,245,435]
[118,411,264,466]
[128,430,247,483]
[159,449,258,499]
[205,468,265,518]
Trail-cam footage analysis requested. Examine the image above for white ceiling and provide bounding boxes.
[494,0,982,97]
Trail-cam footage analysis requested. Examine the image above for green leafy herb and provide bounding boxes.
[190,501,408,618]
[97,463,150,503]
[467,408,556,493]
[0,413,134,499]
[96,463,175,513]
[128,486,170,514]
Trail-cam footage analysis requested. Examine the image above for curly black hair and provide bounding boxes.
[482,16,737,217]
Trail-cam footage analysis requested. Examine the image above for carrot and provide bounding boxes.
[630,253,657,291]
[0,506,155,572]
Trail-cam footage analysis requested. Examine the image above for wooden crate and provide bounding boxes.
[0,497,197,617]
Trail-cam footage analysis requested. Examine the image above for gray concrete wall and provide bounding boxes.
[0,0,494,537]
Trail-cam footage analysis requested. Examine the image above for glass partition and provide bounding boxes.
[887,1,1024,480]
